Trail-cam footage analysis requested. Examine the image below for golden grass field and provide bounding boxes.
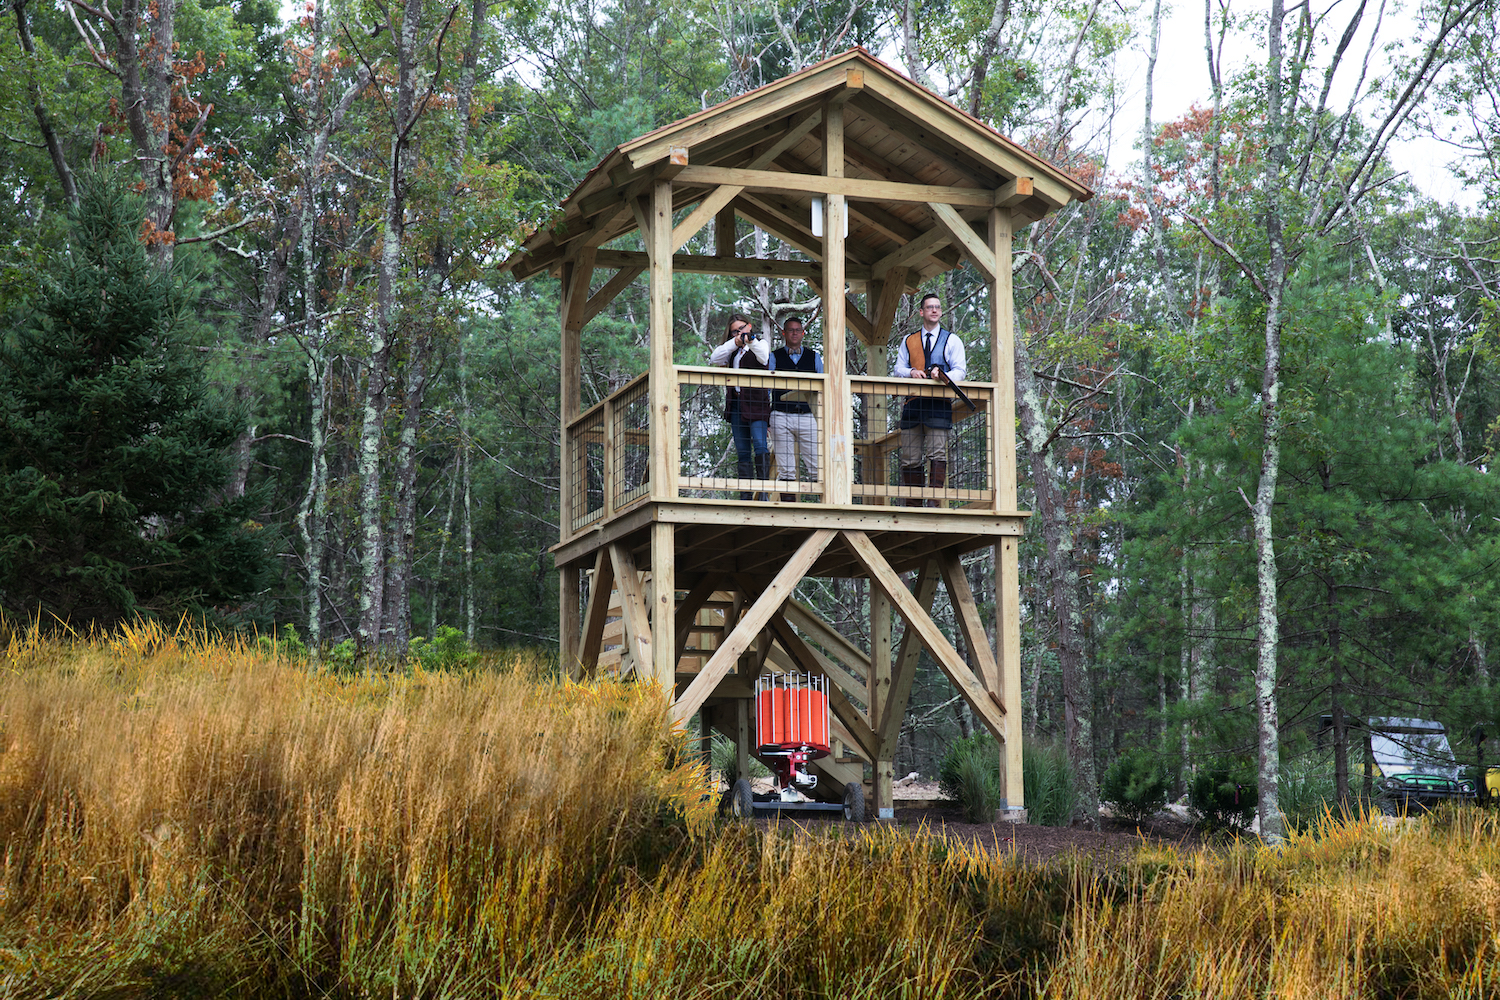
[3,620,1500,998]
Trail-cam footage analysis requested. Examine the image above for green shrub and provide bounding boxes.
[1101,748,1174,824]
[409,625,478,672]
[255,623,309,662]
[1279,758,1337,832]
[1189,761,1258,833]
[938,732,1001,822]
[1024,738,1077,827]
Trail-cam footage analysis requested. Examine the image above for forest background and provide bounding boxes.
[4,0,1500,839]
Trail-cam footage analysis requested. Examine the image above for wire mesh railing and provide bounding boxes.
[675,366,825,502]
[562,368,997,537]
[851,375,992,508]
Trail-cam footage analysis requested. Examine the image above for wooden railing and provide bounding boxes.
[562,368,996,538]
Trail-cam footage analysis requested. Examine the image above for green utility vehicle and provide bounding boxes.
[1368,718,1477,814]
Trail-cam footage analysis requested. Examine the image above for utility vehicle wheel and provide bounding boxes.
[842,781,866,822]
[729,778,755,820]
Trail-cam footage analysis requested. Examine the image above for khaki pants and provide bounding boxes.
[900,424,948,467]
[770,411,819,483]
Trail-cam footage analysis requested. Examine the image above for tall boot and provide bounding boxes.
[754,453,771,502]
[781,492,797,503]
[901,465,925,507]
[928,460,947,508]
[737,457,753,501]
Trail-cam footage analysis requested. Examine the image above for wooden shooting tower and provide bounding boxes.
[502,49,1090,820]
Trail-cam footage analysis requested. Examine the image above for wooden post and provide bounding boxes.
[870,585,894,817]
[560,564,580,679]
[651,521,676,689]
[558,253,592,661]
[822,99,851,505]
[990,206,1025,821]
[648,174,678,501]
[735,696,751,785]
[715,204,736,259]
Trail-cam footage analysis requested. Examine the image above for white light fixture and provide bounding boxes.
[810,196,847,238]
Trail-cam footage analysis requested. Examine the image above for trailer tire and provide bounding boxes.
[729,778,755,820]
[842,781,866,822]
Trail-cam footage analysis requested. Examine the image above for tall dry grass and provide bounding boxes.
[5,624,1500,998]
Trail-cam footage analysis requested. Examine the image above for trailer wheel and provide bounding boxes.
[729,778,755,820]
[842,781,866,822]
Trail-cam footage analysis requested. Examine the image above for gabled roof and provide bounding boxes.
[503,48,1092,284]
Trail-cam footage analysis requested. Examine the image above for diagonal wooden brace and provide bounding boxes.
[610,542,653,682]
[845,531,1006,739]
[670,529,835,726]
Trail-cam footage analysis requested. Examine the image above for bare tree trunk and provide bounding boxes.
[1253,0,1289,844]
[1015,332,1099,827]
[15,0,78,204]
[359,0,423,653]
[460,339,476,645]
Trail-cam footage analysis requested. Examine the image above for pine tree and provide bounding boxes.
[0,175,267,627]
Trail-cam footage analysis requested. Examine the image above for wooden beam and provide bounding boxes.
[996,176,1034,208]
[871,227,952,281]
[876,559,939,756]
[929,202,996,282]
[871,266,909,340]
[670,529,834,725]
[582,265,643,325]
[671,185,744,254]
[647,178,677,500]
[938,549,1000,695]
[784,599,872,678]
[823,98,851,506]
[590,248,847,281]
[578,524,616,677]
[870,581,893,816]
[650,522,675,688]
[763,608,868,716]
[675,164,994,209]
[844,531,1006,737]
[560,564,580,679]
[609,542,652,680]
[558,251,592,590]
[674,573,722,665]
[714,205,737,258]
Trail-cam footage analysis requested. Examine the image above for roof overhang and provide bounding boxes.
[502,48,1093,286]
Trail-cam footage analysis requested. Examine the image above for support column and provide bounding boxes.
[870,585,894,817]
[735,697,751,784]
[990,206,1025,822]
[558,253,593,669]
[648,175,678,502]
[560,564,580,679]
[822,100,851,505]
[651,521,676,689]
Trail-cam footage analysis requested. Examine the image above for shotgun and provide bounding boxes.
[928,365,976,411]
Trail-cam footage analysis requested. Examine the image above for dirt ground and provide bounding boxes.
[746,780,1207,862]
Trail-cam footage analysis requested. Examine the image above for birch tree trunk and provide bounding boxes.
[1253,0,1289,843]
[359,0,424,653]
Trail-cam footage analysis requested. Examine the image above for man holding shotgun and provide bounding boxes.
[893,292,968,507]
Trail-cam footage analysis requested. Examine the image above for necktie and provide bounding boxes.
[924,334,932,364]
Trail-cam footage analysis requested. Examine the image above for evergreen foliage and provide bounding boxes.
[0,176,266,627]
[1101,747,1175,824]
